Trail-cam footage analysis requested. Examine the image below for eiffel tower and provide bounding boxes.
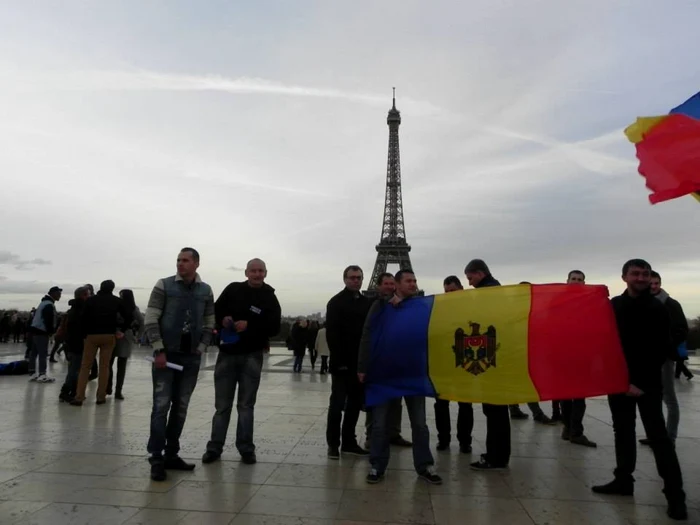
[365,89,415,296]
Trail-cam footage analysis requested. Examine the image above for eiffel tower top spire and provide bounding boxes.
[365,90,414,295]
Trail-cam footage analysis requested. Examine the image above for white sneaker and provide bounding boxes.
[36,375,55,383]
[28,373,39,382]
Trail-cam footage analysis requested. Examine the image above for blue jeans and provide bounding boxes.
[370,396,433,474]
[662,359,680,442]
[293,355,304,372]
[60,351,83,398]
[29,334,49,375]
[206,351,263,455]
[147,353,201,459]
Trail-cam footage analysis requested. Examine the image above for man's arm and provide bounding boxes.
[325,296,342,355]
[266,294,282,338]
[144,279,166,351]
[214,284,233,328]
[667,298,689,349]
[198,287,216,353]
[357,299,382,375]
[117,299,133,332]
[43,304,56,335]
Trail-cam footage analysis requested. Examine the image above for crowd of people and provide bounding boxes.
[11,248,693,521]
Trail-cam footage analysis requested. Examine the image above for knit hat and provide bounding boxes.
[464,259,490,274]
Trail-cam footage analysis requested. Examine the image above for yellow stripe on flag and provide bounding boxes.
[623,116,667,144]
[427,284,538,404]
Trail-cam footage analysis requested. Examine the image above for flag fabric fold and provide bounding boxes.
[625,91,700,204]
[365,284,628,408]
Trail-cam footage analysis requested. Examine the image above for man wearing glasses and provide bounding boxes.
[325,265,372,459]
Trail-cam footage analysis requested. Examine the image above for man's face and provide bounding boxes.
[79,290,90,301]
[649,277,661,295]
[396,273,418,297]
[344,270,363,292]
[378,276,395,296]
[567,272,585,285]
[177,251,199,277]
[444,282,462,293]
[245,260,267,287]
[51,291,62,302]
[623,265,651,294]
[465,271,484,288]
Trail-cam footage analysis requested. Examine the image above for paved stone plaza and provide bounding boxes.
[0,343,699,524]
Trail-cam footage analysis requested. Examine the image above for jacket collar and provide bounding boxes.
[175,273,202,283]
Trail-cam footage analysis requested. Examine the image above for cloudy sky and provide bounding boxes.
[1,1,699,317]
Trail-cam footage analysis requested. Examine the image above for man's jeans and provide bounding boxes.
[29,334,49,376]
[370,396,433,474]
[366,397,403,442]
[662,359,680,442]
[60,351,83,398]
[206,351,263,456]
[147,353,201,460]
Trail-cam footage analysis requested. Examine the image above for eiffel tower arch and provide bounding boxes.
[365,89,416,297]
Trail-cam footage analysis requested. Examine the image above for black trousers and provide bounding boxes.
[434,399,473,446]
[675,361,692,379]
[561,398,586,437]
[107,355,127,394]
[608,391,684,502]
[326,372,363,448]
[483,403,510,467]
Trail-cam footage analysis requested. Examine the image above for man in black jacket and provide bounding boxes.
[325,265,371,459]
[464,259,511,471]
[639,271,688,446]
[203,258,281,465]
[71,280,131,406]
[592,259,686,521]
[59,287,90,402]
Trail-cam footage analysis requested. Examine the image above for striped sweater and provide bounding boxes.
[144,273,215,353]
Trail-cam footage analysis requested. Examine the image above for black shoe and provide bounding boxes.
[164,456,196,471]
[202,451,221,464]
[390,436,412,447]
[106,389,112,396]
[510,410,529,420]
[58,392,72,403]
[470,454,507,471]
[551,412,562,422]
[150,461,166,481]
[96,400,106,405]
[327,447,340,460]
[460,444,473,454]
[436,442,450,451]
[591,479,634,496]
[241,453,257,465]
[570,435,597,448]
[49,357,57,363]
[69,400,83,407]
[341,444,369,456]
[638,438,651,446]
[366,468,384,484]
[115,393,125,400]
[667,501,688,521]
[417,468,443,485]
[534,414,557,425]
[561,428,571,441]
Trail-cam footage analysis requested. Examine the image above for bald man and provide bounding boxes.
[203,259,282,465]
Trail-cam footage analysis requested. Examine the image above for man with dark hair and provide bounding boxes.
[434,275,474,452]
[203,258,281,465]
[638,270,688,446]
[358,270,441,485]
[325,265,372,459]
[364,273,412,450]
[557,271,597,447]
[144,248,215,481]
[593,259,686,521]
[59,286,91,403]
[28,286,62,383]
[71,280,131,406]
[464,260,511,471]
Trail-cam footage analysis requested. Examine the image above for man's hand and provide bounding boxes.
[115,331,125,340]
[222,316,234,328]
[358,373,366,383]
[154,352,167,369]
[389,296,402,307]
[626,384,644,397]
[234,320,248,332]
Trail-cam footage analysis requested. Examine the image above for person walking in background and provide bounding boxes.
[71,280,131,406]
[307,321,319,371]
[59,287,90,403]
[12,316,25,343]
[315,323,330,374]
[107,289,144,401]
[28,286,62,383]
[291,319,308,373]
[202,258,281,465]
[325,265,371,459]
[639,271,689,445]
[145,248,215,482]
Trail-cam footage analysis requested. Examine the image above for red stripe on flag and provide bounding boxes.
[528,284,628,401]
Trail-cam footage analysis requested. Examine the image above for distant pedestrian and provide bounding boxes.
[291,319,308,372]
[28,286,62,383]
[107,289,144,400]
[315,324,330,374]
